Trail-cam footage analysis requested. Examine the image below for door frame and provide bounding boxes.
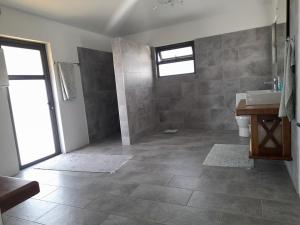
[0,37,61,169]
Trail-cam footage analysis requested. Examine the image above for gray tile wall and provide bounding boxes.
[276,23,287,77]
[78,47,120,143]
[112,38,158,145]
[154,26,273,130]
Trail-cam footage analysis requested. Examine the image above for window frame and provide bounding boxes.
[155,41,196,77]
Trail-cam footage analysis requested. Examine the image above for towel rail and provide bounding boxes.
[286,36,296,42]
[54,61,80,66]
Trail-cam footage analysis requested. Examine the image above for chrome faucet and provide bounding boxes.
[264,77,280,92]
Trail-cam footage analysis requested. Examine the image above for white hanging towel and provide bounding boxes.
[279,38,296,121]
[57,62,77,101]
[0,48,9,87]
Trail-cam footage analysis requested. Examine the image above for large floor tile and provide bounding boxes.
[170,171,299,203]
[41,187,100,208]
[88,194,221,225]
[82,179,139,196]
[36,205,108,225]
[167,176,204,190]
[108,171,174,186]
[100,215,164,225]
[200,166,260,183]
[3,217,43,225]
[86,192,130,213]
[4,199,57,221]
[220,212,291,225]
[119,160,203,177]
[168,175,229,193]
[41,173,96,188]
[188,191,262,217]
[129,184,192,205]
[132,150,207,166]
[16,169,56,185]
[227,180,299,203]
[17,169,96,189]
[114,199,222,225]
[12,130,299,225]
[261,199,300,225]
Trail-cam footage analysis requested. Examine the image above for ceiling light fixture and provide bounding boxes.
[153,0,184,10]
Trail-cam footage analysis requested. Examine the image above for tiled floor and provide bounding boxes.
[3,130,300,225]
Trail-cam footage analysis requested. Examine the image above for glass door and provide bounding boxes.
[0,37,60,168]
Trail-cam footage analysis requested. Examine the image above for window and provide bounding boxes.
[155,41,195,77]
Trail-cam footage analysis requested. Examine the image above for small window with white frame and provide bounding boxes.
[155,41,195,77]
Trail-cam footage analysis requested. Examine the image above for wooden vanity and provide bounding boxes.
[236,99,292,161]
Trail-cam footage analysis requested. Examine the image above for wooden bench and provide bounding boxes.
[0,176,39,224]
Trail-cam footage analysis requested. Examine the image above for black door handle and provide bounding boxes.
[48,102,55,110]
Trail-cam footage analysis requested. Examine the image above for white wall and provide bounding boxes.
[125,2,275,46]
[0,6,112,176]
[297,0,300,192]
[286,0,300,195]
[276,0,287,23]
[0,88,19,175]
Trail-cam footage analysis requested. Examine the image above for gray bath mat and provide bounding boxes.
[34,153,133,173]
[203,144,254,168]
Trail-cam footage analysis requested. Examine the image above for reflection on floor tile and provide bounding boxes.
[36,205,108,225]
[3,216,42,225]
[4,199,57,221]
[31,184,57,200]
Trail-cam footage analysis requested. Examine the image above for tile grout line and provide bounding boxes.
[165,174,176,186]
[185,190,194,206]
[33,204,61,222]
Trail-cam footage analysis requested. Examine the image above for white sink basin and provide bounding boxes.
[246,90,281,105]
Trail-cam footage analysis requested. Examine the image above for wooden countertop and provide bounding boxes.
[236,99,279,116]
[0,176,39,213]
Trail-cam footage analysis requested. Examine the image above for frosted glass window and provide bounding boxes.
[159,60,195,77]
[159,47,193,60]
[156,41,195,77]
[2,46,44,75]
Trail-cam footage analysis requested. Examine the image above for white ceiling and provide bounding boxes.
[0,0,274,37]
